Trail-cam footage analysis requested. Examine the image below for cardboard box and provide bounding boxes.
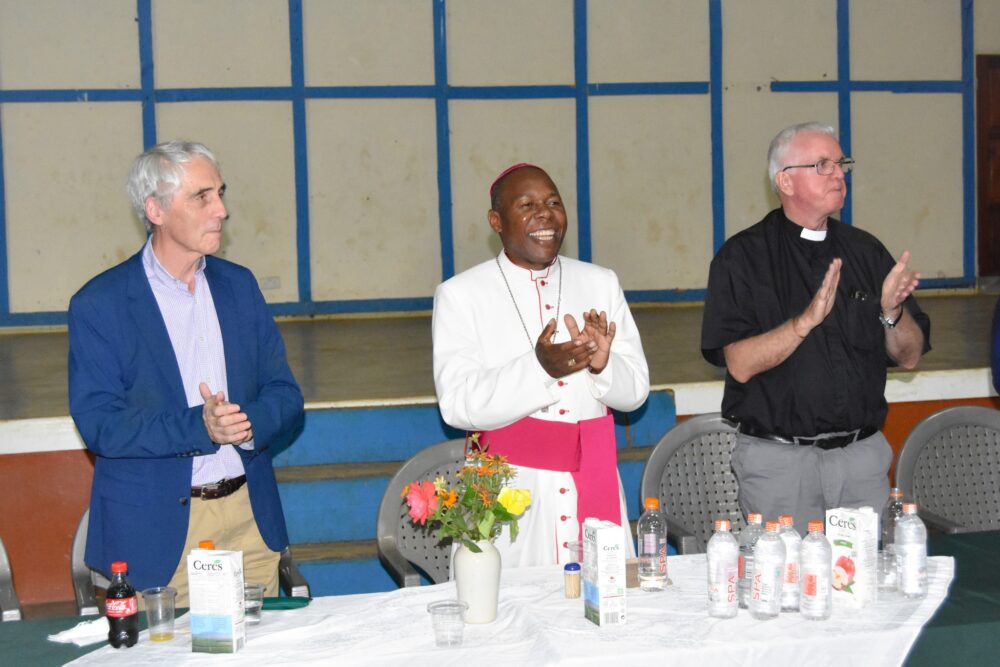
[187,549,246,653]
[826,506,878,608]
[582,517,627,626]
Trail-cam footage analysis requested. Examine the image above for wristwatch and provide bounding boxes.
[878,306,902,329]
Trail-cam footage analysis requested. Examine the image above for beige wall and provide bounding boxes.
[0,0,993,320]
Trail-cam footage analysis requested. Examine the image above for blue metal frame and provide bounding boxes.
[771,0,974,278]
[0,0,973,326]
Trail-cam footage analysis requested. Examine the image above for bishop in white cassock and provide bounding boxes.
[432,163,650,567]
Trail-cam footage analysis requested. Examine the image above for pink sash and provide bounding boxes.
[478,414,620,534]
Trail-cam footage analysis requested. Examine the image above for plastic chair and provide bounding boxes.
[0,535,22,621]
[376,438,467,587]
[894,405,1000,534]
[639,413,743,554]
[72,508,311,615]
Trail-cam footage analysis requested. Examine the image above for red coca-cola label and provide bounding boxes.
[106,596,137,617]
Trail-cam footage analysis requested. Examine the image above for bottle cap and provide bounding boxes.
[747,512,763,524]
[715,519,731,532]
[807,520,824,533]
[890,488,904,498]
[564,562,581,572]
[198,540,215,549]
[111,561,127,573]
[778,514,794,526]
[765,521,780,532]
[643,497,660,510]
[903,502,918,514]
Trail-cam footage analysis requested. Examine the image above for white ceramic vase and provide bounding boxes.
[453,540,501,623]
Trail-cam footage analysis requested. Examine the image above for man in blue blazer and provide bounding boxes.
[68,141,304,602]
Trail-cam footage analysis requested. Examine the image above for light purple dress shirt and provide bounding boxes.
[142,240,249,486]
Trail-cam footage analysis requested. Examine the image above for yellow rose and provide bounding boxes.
[497,487,532,516]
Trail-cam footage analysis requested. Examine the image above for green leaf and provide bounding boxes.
[477,513,496,540]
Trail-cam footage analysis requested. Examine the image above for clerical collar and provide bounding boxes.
[799,227,827,242]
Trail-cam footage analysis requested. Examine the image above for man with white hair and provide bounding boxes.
[701,122,931,534]
[69,141,303,603]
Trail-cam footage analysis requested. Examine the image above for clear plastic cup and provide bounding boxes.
[427,599,468,647]
[244,583,265,625]
[141,586,177,642]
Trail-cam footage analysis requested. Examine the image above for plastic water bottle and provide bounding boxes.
[637,497,667,591]
[799,520,832,620]
[895,502,928,599]
[707,518,739,618]
[738,512,763,609]
[880,488,905,552]
[778,514,801,611]
[748,521,785,620]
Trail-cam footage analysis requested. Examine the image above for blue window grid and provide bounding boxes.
[0,0,974,327]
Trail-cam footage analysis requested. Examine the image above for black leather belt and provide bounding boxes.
[191,475,247,500]
[737,424,878,450]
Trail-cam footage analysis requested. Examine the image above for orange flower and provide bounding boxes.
[442,490,458,508]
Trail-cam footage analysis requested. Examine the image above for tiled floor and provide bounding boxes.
[1,293,996,421]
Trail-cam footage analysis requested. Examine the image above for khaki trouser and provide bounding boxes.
[163,483,280,608]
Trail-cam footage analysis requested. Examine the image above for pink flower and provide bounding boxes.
[405,480,439,525]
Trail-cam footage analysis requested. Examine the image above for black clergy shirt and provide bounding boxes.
[701,208,931,438]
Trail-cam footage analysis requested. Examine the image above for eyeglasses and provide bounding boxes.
[781,157,854,175]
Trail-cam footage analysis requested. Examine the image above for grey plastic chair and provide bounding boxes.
[894,405,1000,534]
[639,413,743,554]
[376,438,467,587]
[0,535,21,621]
[72,507,311,615]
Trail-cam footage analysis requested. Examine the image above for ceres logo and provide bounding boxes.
[192,559,224,571]
[827,514,857,531]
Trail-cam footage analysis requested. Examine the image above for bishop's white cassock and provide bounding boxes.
[433,250,650,566]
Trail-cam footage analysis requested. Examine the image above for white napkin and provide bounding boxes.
[48,616,110,647]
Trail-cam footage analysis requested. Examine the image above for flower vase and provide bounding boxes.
[453,540,501,623]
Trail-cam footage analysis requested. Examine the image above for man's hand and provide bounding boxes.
[199,382,253,445]
[579,309,616,374]
[535,316,595,378]
[881,250,920,319]
[792,257,842,337]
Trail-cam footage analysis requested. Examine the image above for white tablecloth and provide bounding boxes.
[68,554,954,666]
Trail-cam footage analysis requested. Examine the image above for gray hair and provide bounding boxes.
[126,141,219,230]
[767,122,837,193]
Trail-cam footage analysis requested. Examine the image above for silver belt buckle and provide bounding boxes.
[199,481,221,500]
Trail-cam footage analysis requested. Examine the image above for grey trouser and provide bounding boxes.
[731,430,892,535]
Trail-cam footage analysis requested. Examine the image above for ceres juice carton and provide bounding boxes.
[187,548,246,653]
[582,517,627,626]
[825,506,878,608]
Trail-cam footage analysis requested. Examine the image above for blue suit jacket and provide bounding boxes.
[68,250,304,590]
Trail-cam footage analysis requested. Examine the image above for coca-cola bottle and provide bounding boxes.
[106,561,139,648]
